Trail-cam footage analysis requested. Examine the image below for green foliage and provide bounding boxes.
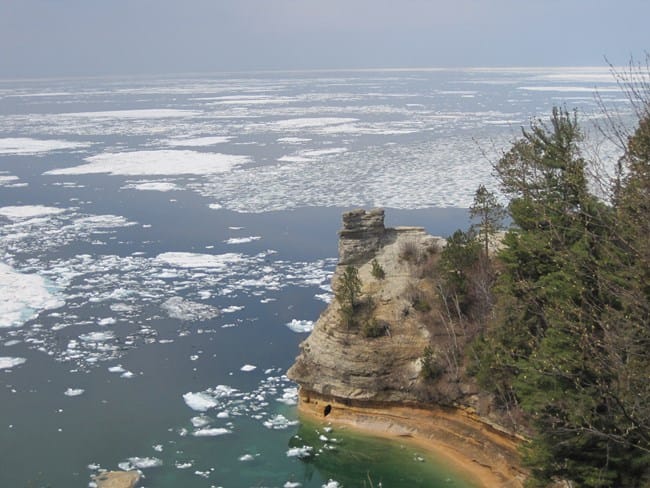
[438,229,481,313]
[473,105,650,486]
[469,184,505,258]
[371,259,385,280]
[361,317,386,338]
[335,265,362,329]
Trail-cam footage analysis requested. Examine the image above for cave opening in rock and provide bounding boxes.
[323,404,332,417]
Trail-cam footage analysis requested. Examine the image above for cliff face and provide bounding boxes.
[288,209,526,487]
[288,208,442,402]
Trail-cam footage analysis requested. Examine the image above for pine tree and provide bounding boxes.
[335,265,362,329]
[469,184,505,259]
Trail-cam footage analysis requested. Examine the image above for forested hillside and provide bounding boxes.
[464,65,650,487]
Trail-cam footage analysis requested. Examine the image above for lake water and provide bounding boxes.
[0,68,627,487]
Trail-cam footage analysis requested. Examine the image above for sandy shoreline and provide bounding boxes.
[296,391,526,488]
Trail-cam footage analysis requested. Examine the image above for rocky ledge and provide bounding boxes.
[288,208,526,487]
[93,470,140,488]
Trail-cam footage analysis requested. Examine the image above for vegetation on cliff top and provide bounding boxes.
[463,64,650,486]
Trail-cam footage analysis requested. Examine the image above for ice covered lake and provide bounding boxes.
[0,68,627,487]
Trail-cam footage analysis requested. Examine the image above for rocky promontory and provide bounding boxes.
[288,208,526,487]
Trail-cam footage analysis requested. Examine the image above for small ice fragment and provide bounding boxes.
[183,392,217,412]
[240,364,256,372]
[0,357,27,369]
[124,457,162,469]
[286,446,313,459]
[64,388,85,397]
[192,427,231,437]
[285,319,314,333]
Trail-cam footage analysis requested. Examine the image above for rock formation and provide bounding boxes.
[93,470,140,488]
[289,208,441,402]
[288,208,526,486]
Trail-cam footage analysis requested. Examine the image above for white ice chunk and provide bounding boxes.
[0,205,65,220]
[64,388,85,397]
[240,364,257,372]
[0,137,90,155]
[162,297,219,321]
[0,263,64,328]
[192,427,231,437]
[162,136,231,147]
[123,181,179,192]
[63,109,200,119]
[0,357,26,369]
[322,481,341,488]
[79,331,115,342]
[224,236,261,245]
[45,150,250,176]
[263,414,299,430]
[273,117,357,130]
[155,252,244,270]
[183,392,218,412]
[285,319,314,333]
[126,457,163,469]
[286,446,313,458]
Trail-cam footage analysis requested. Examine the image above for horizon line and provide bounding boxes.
[0,65,619,83]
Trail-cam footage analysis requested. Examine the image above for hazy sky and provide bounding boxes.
[1,0,648,78]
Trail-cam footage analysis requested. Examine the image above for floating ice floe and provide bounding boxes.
[284,482,302,488]
[45,150,250,176]
[62,109,200,119]
[155,252,244,270]
[119,457,163,470]
[0,263,64,328]
[123,181,180,192]
[162,297,219,321]
[162,136,231,147]
[322,480,341,488]
[0,137,90,155]
[64,388,85,397]
[0,205,66,221]
[0,357,27,369]
[224,236,261,245]
[263,414,298,430]
[192,427,231,437]
[286,446,313,459]
[272,117,358,131]
[183,391,219,412]
[276,387,299,406]
[238,453,256,462]
[79,331,115,342]
[285,319,314,333]
[190,415,212,428]
[240,364,257,372]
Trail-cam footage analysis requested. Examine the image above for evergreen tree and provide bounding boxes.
[335,265,362,329]
[469,184,505,259]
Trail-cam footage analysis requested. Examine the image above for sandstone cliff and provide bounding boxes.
[288,209,526,487]
[289,208,442,402]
